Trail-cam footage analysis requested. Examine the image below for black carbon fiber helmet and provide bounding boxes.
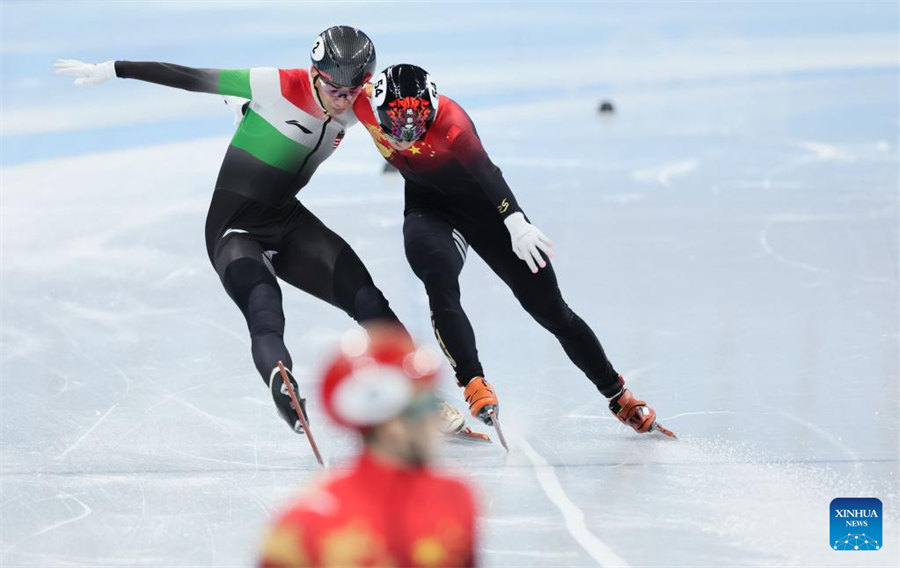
[371,64,439,143]
[310,26,376,88]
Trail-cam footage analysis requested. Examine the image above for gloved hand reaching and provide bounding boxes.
[54,59,117,86]
[503,212,554,273]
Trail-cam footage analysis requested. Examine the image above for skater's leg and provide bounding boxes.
[403,210,484,386]
[274,205,402,329]
[213,233,309,432]
[277,205,466,434]
[464,214,669,435]
[214,233,292,381]
[462,217,624,397]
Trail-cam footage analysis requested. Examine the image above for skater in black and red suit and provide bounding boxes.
[353,64,671,435]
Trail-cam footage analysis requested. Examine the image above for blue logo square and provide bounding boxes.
[830,498,882,551]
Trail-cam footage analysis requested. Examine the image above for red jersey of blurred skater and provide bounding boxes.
[353,93,521,218]
[259,451,477,567]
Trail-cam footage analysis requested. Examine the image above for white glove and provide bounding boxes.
[504,212,554,274]
[54,59,117,86]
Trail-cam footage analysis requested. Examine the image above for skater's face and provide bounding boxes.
[311,69,363,115]
[401,392,443,463]
[368,392,442,466]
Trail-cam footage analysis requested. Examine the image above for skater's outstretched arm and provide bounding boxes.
[54,59,263,99]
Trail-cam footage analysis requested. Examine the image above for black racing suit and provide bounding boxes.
[114,61,400,383]
[354,94,624,397]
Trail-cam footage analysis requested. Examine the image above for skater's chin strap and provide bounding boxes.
[310,73,330,116]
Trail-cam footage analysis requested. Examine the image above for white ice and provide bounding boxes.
[1,2,898,567]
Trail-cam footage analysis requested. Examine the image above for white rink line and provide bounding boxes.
[519,439,631,568]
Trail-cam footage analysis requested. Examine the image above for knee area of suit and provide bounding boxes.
[246,285,285,336]
[353,285,390,317]
[526,299,577,332]
[248,307,285,337]
[420,266,459,293]
[222,258,279,311]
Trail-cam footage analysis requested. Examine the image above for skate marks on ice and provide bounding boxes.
[31,493,93,537]
[632,159,699,188]
[501,409,898,568]
[1,471,290,567]
[774,410,862,465]
[494,440,892,567]
[758,210,896,286]
[57,405,118,460]
[749,138,896,286]
[563,408,862,464]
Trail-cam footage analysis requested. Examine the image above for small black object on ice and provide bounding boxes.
[598,100,615,114]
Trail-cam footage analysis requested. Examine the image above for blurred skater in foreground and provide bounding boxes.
[258,327,478,567]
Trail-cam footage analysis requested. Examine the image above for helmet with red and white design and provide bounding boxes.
[321,327,441,430]
[370,64,439,143]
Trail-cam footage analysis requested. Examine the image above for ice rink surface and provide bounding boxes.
[1,2,898,567]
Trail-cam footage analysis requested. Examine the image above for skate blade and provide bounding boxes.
[650,421,678,439]
[290,398,309,435]
[486,409,509,452]
[278,361,325,466]
[445,427,492,444]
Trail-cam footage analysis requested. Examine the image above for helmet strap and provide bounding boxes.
[309,71,330,116]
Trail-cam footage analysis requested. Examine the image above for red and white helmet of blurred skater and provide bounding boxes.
[321,327,441,430]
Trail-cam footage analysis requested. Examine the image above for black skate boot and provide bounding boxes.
[268,366,309,434]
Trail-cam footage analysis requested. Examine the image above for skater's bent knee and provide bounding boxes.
[526,299,579,334]
[222,258,279,312]
[352,285,396,323]
[420,266,460,294]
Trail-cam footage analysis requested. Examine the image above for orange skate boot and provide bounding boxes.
[608,386,676,438]
[463,377,499,425]
[463,377,508,450]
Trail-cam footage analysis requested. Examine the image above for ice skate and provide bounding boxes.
[608,387,676,438]
[440,401,492,443]
[439,400,465,434]
[463,377,499,425]
[464,377,508,449]
[269,365,309,434]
